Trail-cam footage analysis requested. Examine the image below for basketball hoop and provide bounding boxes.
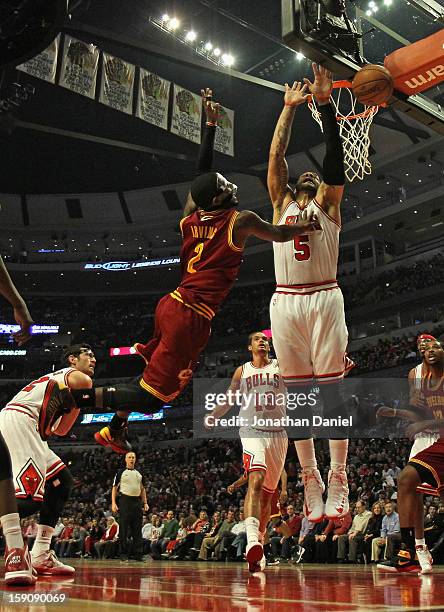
[308,81,380,183]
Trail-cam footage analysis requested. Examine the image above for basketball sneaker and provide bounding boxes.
[302,468,325,522]
[31,549,75,576]
[325,469,349,519]
[5,542,36,586]
[246,542,264,573]
[416,544,433,574]
[94,425,131,454]
[376,549,420,573]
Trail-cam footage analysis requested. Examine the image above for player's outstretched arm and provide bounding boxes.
[183,88,220,218]
[0,255,34,345]
[227,473,248,494]
[304,63,344,223]
[268,81,309,222]
[233,209,321,247]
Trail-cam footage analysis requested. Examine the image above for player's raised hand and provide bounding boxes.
[298,210,322,233]
[12,300,34,345]
[283,81,310,107]
[201,88,220,124]
[304,63,333,103]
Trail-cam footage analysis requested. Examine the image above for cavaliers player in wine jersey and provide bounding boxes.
[0,344,95,578]
[69,89,322,453]
[377,340,444,574]
[207,331,287,572]
[267,64,353,523]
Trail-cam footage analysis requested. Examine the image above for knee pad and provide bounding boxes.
[40,467,74,528]
[102,380,165,414]
[0,433,12,481]
[17,497,41,519]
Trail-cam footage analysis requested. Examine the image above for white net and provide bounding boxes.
[308,83,379,183]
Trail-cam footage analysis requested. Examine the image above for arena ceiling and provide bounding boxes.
[0,0,443,194]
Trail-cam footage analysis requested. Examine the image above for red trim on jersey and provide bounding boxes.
[3,407,37,420]
[64,368,76,387]
[275,287,339,296]
[282,374,313,379]
[313,198,341,229]
[249,466,267,473]
[276,279,337,288]
[262,486,275,494]
[46,462,66,479]
[275,201,294,225]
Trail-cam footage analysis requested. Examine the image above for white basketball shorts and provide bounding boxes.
[0,408,65,501]
[241,430,288,493]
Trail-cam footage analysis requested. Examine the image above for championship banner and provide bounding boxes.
[170,85,202,144]
[59,36,99,99]
[214,106,235,157]
[99,53,135,115]
[17,34,60,84]
[137,68,170,130]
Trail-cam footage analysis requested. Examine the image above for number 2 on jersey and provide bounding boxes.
[293,235,310,261]
[187,242,204,274]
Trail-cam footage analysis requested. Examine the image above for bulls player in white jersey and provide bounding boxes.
[267,64,352,522]
[0,344,94,578]
[207,331,288,572]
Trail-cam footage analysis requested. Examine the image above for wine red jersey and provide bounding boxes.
[175,208,243,316]
[413,372,444,422]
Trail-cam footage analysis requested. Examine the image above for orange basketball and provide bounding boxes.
[352,64,394,106]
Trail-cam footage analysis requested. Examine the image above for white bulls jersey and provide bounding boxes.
[239,359,287,432]
[5,367,76,420]
[273,199,339,292]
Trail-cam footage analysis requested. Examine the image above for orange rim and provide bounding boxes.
[308,79,384,120]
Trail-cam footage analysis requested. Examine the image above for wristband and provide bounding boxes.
[205,121,217,127]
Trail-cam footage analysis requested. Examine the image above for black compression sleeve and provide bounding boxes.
[319,103,345,186]
[196,125,216,174]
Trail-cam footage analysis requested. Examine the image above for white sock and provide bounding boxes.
[329,439,348,471]
[1,513,24,549]
[415,538,426,547]
[295,439,317,470]
[245,516,260,545]
[31,524,54,557]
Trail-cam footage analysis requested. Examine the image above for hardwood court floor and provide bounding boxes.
[1,560,444,611]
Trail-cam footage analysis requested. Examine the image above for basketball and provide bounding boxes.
[352,64,394,106]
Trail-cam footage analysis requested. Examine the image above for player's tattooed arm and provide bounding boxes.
[233,209,321,247]
[0,255,34,345]
[268,82,309,215]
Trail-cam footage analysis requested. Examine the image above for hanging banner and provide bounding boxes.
[99,53,135,115]
[136,69,170,130]
[214,105,235,157]
[17,35,60,83]
[170,85,202,144]
[59,36,99,99]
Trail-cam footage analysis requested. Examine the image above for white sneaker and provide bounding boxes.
[325,469,349,519]
[246,542,264,574]
[302,468,325,522]
[416,545,433,574]
[31,550,75,576]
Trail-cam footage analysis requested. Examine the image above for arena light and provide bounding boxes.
[185,30,197,42]
[161,13,170,22]
[296,52,304,60]
[222,53,234,67]
[109,346,138,357]
[168,17,180,30]
[213,47,221,57]
[204,41,213,51]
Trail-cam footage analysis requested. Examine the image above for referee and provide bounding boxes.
[112,451,148,562]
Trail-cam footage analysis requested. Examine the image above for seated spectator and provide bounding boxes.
[83,519,104,559]
[164,518,189,558]
[371,501,401,562]
[317,512,352,564]
[55,520,74,557]
[229,511,246,561]
[202,509,236,561]
[141,516,153,555]
[361,502,383,563]
[63,521,87,558]
[297,516,319,563]
[151,511,179,560]
[169,511,210,560]
[269,505,303,564]
[337,501,371,563]
[149,516,163,558]
[94,517,119,560]
[197,511,227,560]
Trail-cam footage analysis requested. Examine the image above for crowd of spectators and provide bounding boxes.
[4,436,444,566]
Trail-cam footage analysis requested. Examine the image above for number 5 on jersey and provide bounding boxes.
[293,235,310,261]
[187,242,204,274]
